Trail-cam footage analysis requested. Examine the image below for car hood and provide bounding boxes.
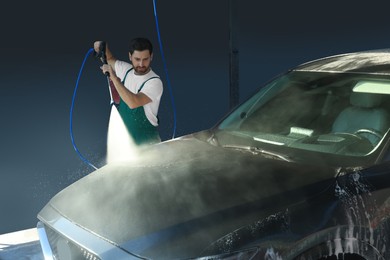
[38,133,337,258]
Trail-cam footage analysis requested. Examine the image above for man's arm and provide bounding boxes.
[102,64,152,109]
[110,74,152,109]
[93,41,117,71]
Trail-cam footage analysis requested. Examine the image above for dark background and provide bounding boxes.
[1,0,390,234]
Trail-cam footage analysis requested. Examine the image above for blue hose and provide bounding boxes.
[153,0,177,139]
[69,48,98,170]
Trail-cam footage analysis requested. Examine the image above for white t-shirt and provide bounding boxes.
[115,60,163,126]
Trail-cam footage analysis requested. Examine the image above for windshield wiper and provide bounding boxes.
[222,144,292,162]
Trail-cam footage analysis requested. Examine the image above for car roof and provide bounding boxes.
[294,49,390,75]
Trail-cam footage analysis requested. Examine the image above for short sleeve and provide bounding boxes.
[115,60,133,80]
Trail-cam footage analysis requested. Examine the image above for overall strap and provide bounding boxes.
[137,76,160,93]
[122,68,134,84]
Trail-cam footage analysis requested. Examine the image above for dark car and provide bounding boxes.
[37,49,390,260]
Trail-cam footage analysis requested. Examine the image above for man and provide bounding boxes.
[94,38,163,146]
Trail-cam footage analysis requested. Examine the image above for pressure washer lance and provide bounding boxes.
[94,42,115,105]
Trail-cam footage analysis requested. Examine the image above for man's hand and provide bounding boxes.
[93,41,103,53]
[101,64,116,79]
[93,41,107,61]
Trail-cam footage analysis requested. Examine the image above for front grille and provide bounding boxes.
[43,224,101,260]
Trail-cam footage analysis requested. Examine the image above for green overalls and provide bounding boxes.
[118,68,160,146]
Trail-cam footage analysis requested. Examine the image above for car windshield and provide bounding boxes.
[217,70,390,162]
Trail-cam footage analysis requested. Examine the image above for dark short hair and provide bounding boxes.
[129,38,153,55]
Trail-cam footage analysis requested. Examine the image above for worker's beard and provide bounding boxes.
[134,66,150,75]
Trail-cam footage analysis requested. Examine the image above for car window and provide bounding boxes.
[217,71,390,160]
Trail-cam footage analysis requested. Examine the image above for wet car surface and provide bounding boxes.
[37,49,390,259]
